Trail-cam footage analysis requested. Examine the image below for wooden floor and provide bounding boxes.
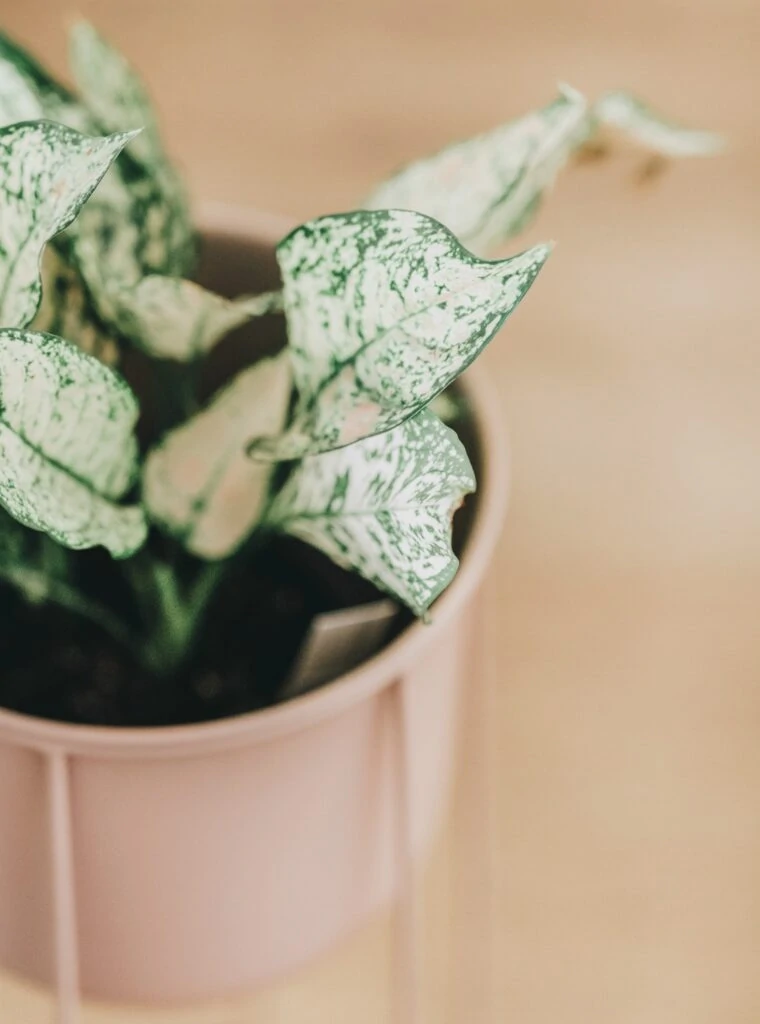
[2,0,760,1020]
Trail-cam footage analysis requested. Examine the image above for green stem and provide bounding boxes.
[122,552,229,676]
[0,565,135,651]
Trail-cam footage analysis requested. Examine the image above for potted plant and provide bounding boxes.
[0,22,720,1014]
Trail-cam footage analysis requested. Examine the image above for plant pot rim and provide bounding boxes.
[0,205,509,759]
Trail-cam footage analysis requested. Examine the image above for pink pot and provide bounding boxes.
[0,209,509,1007]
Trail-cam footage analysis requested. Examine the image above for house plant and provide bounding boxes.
[0,21,720,1011]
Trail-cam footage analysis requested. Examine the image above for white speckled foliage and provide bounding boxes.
[0,34,89,133]
[0,24,198,363]
[0,121,135,330]
[107,276,261,361]
[144,353,292,557]
[0,57,44,124]
[70,20,169,172]
[593,91,725,158]
[250,209,550,461]
[268,410,476,615]
[68,21,195,282]
[366,85,589,254]
[0,330,146,556]
[367,86,721,254]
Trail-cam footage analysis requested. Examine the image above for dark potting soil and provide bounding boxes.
[0,538,405,728]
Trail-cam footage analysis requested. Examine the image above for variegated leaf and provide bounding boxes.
[0,56,44,123]
[593,91,724,158]
[250,209,550,461]
[0,33,92,133]
[0,121,136,330]
[0,329,147,556]
[144,353,291,558]
[366,85,590,253]
[1,28,194,310]
[33,245,120,366]
[103,276,281,361]
[267,410,475,615]
[68,20,194,279]
[70,20,163,169]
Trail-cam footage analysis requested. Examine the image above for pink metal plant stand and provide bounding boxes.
[43,677,426,1024]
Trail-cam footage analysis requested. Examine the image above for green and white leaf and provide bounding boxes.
[251,210,550,461]
[0,27,196,359]
[144,352,291,558]
[593,91,724,158]
[0,121,136,330]
[0,32,89,132]
[68,20,194,279]
[33,248,120,365]
[101,276,281,361]
[365,85,590,253]
[267,410,475,615]
[70,20,164,169]
[0,57,44,123]
[0,329,146,556]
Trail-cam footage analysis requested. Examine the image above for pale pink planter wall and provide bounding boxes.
[0,209,509,1007]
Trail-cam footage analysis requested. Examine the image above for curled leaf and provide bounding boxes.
[0,329,147,556]
[110,276,272,361]
[144,353,291,558]
[0,121,137,330]
[593,91,724,158]
[366,85,590,253]
[267,410,475,615]
[251,209,550,461]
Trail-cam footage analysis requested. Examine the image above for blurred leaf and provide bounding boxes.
[144,352,291,557]
[107,276,279,361]
[366,85,590,253]
[69,20,194,276]
[593,91,725,158]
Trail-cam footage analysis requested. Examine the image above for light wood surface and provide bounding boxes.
[2,1,760,1021]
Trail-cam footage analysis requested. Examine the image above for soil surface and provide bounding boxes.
[0,539,400,728]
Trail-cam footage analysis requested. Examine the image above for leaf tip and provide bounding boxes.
[557,81,587,107]
[531,240,556,265]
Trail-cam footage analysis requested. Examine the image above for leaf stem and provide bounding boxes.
[0,565,136,651]
[122,551,228,676]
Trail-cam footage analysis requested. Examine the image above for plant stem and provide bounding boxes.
[122,552,229,676]
[0,565,136,651]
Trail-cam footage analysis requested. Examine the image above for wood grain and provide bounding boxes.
[1,1,759,1020]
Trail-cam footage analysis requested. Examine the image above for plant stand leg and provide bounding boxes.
[391,676,421,1024]
[449,596,495,1024]
[46,751,80,1024]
